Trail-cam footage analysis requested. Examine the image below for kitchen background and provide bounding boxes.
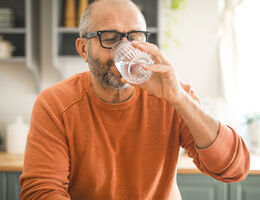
[0,0,260,161]
[1,0,260,199]
[0,0,232,151]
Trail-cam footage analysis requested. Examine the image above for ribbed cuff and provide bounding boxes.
[195,123,236,171]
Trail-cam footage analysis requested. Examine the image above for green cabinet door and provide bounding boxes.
[0,173,7,200]
[7,172,22,200]
[230,175,260,200]
[177,174,228,200]
[1,172,260,200]
[0,172,21,200]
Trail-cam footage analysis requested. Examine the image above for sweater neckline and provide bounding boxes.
[83,71,140,110]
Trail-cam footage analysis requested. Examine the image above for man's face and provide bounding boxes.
[88,40,124,89]
[87,2,146,89]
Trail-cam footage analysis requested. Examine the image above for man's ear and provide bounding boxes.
[76,38,88,62]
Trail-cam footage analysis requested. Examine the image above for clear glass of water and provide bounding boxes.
[111,41,154,84]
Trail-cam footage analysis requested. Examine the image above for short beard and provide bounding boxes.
[88,44,126,89]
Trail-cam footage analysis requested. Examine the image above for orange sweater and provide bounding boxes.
[20,71,250,200]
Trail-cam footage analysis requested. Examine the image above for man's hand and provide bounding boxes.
[121,41,186,105]
[121,41,220,149]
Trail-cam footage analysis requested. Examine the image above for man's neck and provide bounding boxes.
[90,75,135,104]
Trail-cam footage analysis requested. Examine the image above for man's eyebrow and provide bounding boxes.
[128,30,144,32]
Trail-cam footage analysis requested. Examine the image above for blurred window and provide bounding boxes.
[235,0,260,113]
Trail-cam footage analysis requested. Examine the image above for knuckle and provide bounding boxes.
[151,44,158,49]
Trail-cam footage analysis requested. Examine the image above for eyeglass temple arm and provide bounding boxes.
[84,32,98,39]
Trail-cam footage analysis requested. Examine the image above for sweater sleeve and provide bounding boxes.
[20,94,71,200]
[178,84,250,183]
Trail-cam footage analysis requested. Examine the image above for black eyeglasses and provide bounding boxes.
[82,30,151,49]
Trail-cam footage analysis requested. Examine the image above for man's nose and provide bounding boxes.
[121,37,128,41]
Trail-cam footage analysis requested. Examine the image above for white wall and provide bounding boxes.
[0,63,37,150]
[0,0,221,150]
[160,0,221,99]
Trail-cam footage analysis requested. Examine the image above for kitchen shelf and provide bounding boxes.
[0,0,25,27]
[0,28,26,34]
[0,0,40,91]
[57,27,79,33]
[0,57,26,63]
[1,0,160,86]
[1,34,25,57]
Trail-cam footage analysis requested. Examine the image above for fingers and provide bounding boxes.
[142,64,173,73]
[132,41,159,57]
[132,41,157,48]
[120,64,173,86]
[121,78,128,84]
[131,41,171,65]
[121,63,173,81]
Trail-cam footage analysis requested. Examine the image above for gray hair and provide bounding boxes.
[79,1,96,37]
[79,0,145,37]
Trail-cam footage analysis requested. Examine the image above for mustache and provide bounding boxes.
[106,59,114,68]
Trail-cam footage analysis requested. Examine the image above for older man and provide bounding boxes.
[20,0,250,199]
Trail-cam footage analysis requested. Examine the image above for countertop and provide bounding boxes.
[177,153,260,175]
[0,152,24,172]
[0,152,259,174]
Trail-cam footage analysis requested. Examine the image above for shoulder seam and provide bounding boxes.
[60,89,88,115]
[37,95,66,134]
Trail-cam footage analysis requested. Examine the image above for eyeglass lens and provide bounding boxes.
[100,32,147,48]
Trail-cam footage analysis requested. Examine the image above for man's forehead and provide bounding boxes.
[90,1,146,31]
[93,0,134,11]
